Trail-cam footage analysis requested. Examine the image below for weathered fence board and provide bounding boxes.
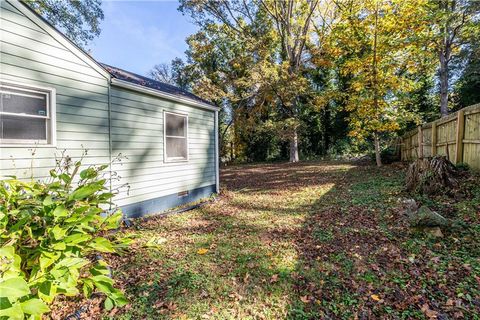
[401,103,480,170]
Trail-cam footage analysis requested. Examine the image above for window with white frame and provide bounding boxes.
[164,111,188,161]
[0,83,55,145]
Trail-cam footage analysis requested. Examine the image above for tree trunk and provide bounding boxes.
[439,52,449,116]
[374,133,382,167]
[323,105,331,155]
[289,128,299,162]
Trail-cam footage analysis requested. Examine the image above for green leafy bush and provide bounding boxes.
[455,162,470,171]
[0,155,128,319]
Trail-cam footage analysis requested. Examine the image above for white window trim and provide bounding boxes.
[163,110,189,163]
[0,81,56,148]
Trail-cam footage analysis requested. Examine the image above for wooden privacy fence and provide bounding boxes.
[401,103,480,170]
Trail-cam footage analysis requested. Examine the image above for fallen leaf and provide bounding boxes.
[300,295,310,303]
[421,303,438,319]
[270,274,279,283]
[445,299,454,307]
[370,294,381,302]
[197,248,209,255]
[167,302,177,311]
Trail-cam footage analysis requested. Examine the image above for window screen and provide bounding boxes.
[0,84,52,144]
[165,112,188,161]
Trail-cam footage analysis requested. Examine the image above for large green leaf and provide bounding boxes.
[89,237,115,253]
[0,297,12,310]
[39,252,61,271]
[91,275,115,294]
[58,173,71,184]
[104,297,114,311]
[0,302,23,320]
[55,257,89,269]
[0,246,15,260]
[64,233,92,245]
[82,279,94,298]
[102,211,122,230]
[50,225,67,240]
[20,298,50,315]
[80,168,98,180]
[51,242,66,250]
[38,281,57,304]
[52,205,68,219]
[90,260,111,276]
[43,196,54,206]
[68,184,102,201]
[110,292,128,307]
[0,277,30,299]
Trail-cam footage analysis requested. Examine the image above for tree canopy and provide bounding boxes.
[25,0,104,48]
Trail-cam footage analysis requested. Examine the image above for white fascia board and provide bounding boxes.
[8,0,111,80]
[111,78,220,112]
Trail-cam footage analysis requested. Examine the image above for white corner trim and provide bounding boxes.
[111,78,220,112]
[7,0,111,80]
[214,110,220,193]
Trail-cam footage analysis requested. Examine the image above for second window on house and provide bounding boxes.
[164,111,188,161]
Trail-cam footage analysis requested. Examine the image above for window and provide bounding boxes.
[164,111,188,161]
[0,83,55,145]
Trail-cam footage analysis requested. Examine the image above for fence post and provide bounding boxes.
[431,121,437,156]
[455,109,465,164]
[417,126,423,158]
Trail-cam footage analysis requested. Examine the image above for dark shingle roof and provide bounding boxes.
[102,63,213,107]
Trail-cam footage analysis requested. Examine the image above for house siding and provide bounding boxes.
[0,0,218,218]
[110,86,216,212]
[0,0,111,180]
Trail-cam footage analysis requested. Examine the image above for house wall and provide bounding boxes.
[110,86,217,217]
[0,0,111,178]
[0,1,218,218]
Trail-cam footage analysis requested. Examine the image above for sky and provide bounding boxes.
[88,1,199,77]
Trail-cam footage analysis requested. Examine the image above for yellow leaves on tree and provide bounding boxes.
[324,0,433,152]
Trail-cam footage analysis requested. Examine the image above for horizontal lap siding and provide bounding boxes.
[0,1,109,179]
[110,86,216,209]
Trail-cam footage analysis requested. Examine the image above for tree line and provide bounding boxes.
[30,0,480,166]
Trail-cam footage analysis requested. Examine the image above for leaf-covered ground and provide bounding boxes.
[104,161,479,319]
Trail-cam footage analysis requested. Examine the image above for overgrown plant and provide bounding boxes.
[0,153,128,319]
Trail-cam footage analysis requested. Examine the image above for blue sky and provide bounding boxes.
[88,1,198,77]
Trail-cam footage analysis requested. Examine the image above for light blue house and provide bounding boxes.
[0,0,220,218]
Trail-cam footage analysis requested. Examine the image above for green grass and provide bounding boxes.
[104,161,480,320]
